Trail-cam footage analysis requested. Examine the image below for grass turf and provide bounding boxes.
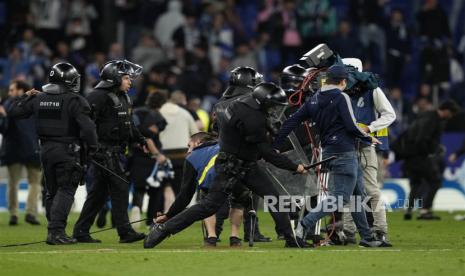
[0,211,464,276]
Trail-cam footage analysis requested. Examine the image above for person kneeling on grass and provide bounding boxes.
[153,132,246,247]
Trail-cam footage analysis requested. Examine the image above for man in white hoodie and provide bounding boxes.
[159,91,199,209]
[342,58,396,246]
[154,0,185,49]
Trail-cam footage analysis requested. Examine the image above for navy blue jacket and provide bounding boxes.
[274,88,371,153]
[0,98,40,166]
[165,142,219,218]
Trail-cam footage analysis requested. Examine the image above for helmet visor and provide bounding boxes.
[119,60,143,80]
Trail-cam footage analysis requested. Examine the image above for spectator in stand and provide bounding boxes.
[29,0,65,51]
[329,20,363,60]
[84,52,106,94]
[387,87,411,139]
[297,0,336,51]
[135,65,167,107]
[131,32,166,74]
[154,0,185,49]
[230,41,258,70]
[28,40,52,89]
[385,9,411,87]
[417,0,452,84]
[172,9,203,53]
[0,47,30,88]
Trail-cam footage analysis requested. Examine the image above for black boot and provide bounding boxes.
[9,215,18,226]
[284,236,312,248]
[75,235,102,243]
[229,236,242,247]
[46,232,77,245]
[120,230,146,243]
[204,237,218,247]
[25,214,41,225]
[144,223,170,248]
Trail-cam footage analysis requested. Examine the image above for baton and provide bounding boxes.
[91,159,130,184]
[304,156,337,170]
[292,156,337,175]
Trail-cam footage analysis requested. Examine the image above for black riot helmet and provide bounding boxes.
[95,59,143,89]
[229,66,263,88]
[47,62,81,93]
[252,82,288,109]
[280,64,307,94]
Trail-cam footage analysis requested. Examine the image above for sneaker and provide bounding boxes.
[276,234,285,240]
[130,206,141,229]
[359,238,383,247]
[144,223,170,248]
[204,237,217,247]
[285,236,312,248]
[46,233,77,245]
[119,231,146,243]
[229,236,242,247]
[374,231,392,246]
[417,212,441,220]
[9,215,18,226]
[75,235,102,243]
[25,214,40,225]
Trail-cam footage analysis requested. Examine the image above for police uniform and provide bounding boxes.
[73,88,146,241]
[8,63,97,244]
[144,83,306,248]
[73,60,146,243]
[212,75,271,242]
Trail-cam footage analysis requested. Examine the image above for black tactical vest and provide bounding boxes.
[98,92,133,142]
[36,92,80,138]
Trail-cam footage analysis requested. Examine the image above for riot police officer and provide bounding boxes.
[73,60,155,243]
[144,82,308,249]
[213,67,272,243]
[280,64,307,95]
[8,62,98,245]
[212,66,263,130]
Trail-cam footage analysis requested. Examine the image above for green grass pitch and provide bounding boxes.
[0,211,464,276]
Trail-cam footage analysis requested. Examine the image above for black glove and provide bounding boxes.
[88,146,105,161]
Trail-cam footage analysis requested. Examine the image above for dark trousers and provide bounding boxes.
[405,156,442,210]
[164,159,294,241]
[73,153,133,237]
[40,142,80,234]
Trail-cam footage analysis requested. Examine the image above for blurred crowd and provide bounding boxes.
[1,0,465,136]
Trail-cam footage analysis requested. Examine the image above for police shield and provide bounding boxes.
[259,110,320,212]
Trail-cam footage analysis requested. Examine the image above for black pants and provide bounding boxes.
[40,142,81,234]
[405,156,442,210]
[164,158,294,241]
[130,154,166,225]
[74,152,133,237]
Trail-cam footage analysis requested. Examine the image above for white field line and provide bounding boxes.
[0,248,458,255]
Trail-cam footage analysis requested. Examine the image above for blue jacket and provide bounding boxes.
[274,88,371,153]
[165,142,219,218]
[186,142,219,190]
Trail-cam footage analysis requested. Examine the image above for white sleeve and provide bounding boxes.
[187,111,199,135]
[368,87,397,133]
